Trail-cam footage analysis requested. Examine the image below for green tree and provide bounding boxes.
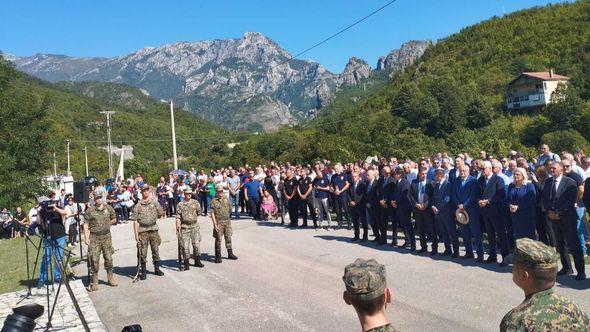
[0,58,49,207]
[541,130,589,154]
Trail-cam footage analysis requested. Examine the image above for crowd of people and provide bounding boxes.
[127,143,588,280]
[5,143,590,288]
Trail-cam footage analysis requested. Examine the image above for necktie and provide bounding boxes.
[551,179,558,206]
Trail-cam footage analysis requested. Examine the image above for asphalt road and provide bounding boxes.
[75,215,590,332]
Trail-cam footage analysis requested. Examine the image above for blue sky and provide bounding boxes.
[0,0,565,72]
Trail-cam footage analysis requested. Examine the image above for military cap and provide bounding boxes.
[140,184,151,192]
[215,183,224,191]
[93,189,103,198]
[342,258,386,301]
[183,188,193,194]
[512,238,558,269]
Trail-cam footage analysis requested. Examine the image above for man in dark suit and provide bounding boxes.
[376,166,395,245]
[349,171,367,242]
[390,168,413,250]
[409,167,435,253]
[477,160,509,266]
[452,165,484,261]
[448,156,466,186]
[543,162,586,280]
[432,168,458,257]
[364,170,380,242]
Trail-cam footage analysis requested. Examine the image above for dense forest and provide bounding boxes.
[229,1,590,164]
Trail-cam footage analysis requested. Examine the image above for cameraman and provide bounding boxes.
[37,197,68,288]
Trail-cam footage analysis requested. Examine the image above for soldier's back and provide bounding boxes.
[500,288,590,331]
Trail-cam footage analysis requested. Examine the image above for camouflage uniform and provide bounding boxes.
[84,203,116,274]
[211,194,233,251]
[366,325,397,332]
[343,258,399,332]
[132,198,164,264]
[176,198,202,260]
[500,238,590,331]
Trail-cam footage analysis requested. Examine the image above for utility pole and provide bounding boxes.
[83,146,89,177]
[100,111,115,178]
[66,139,71,176]
[53,152,57,178]
[170,100,178,170]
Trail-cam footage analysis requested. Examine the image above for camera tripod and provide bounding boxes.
[16,221,90,331]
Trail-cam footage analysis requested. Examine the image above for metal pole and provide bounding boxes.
[53,152,57,177]
[170,100,178,170]
[66,139,71,176]
[83,146,89,177]
[100,111,115,178]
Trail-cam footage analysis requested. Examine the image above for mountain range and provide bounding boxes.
[8,33,432,131]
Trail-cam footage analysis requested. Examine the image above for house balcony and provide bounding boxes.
[506,93,547,109]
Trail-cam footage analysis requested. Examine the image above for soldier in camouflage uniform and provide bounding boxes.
[210,184,238,263]
[500,238,589,331]
[342,258,398,332]
[83,190,117,291]
[176,188,204,270]
[132,185,165,280]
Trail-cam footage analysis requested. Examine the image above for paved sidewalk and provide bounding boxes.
[0,280,106,331]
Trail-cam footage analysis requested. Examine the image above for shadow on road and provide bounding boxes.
[314,234,513,275]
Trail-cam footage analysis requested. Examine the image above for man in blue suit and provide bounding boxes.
[477,160,509,266]
[390,168,414,251]
[452,165,484,261]
[432,169,458,257]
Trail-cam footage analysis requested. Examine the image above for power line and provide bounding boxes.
[283,0,400,64]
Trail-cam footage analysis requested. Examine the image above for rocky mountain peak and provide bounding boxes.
[339,57,371,87]
[377,40,433,72]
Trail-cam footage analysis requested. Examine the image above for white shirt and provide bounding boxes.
[417,180,426,204]
[28,207,37,225]
[553,175,562,192]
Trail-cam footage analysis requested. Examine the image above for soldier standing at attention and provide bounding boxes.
[211,184,238,263]
[500,238,589,331]
[342,258,398,332]
[132,185,165,280]
[83,189,118,291]
[176,188,204,270]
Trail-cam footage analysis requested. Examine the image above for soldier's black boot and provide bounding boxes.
[184,260,191,271]
[140,264,147,280]
[214,248,222,263]
[227,249,238,260]
[194,256,204,268]
[154,261,164,276]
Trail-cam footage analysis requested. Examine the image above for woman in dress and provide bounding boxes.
[507,167,537,241]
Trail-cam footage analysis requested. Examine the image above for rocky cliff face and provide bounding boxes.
[10,33,431,131]
[376,40,433,72]
[339,57,372,87]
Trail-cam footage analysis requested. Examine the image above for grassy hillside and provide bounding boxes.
[0,56,242,189]
[230,1,590,164]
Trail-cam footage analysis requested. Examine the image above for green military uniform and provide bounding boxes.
[211,186,237,262]
[343,258,399,332]
[132,197,164,264]
[84,203,116,274]
[211,194,232,250]
[366,325,397,332]
[176,198,202,260]
[500,238,590,331]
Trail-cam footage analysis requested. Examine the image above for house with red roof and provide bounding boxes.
[505,70,570,110]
